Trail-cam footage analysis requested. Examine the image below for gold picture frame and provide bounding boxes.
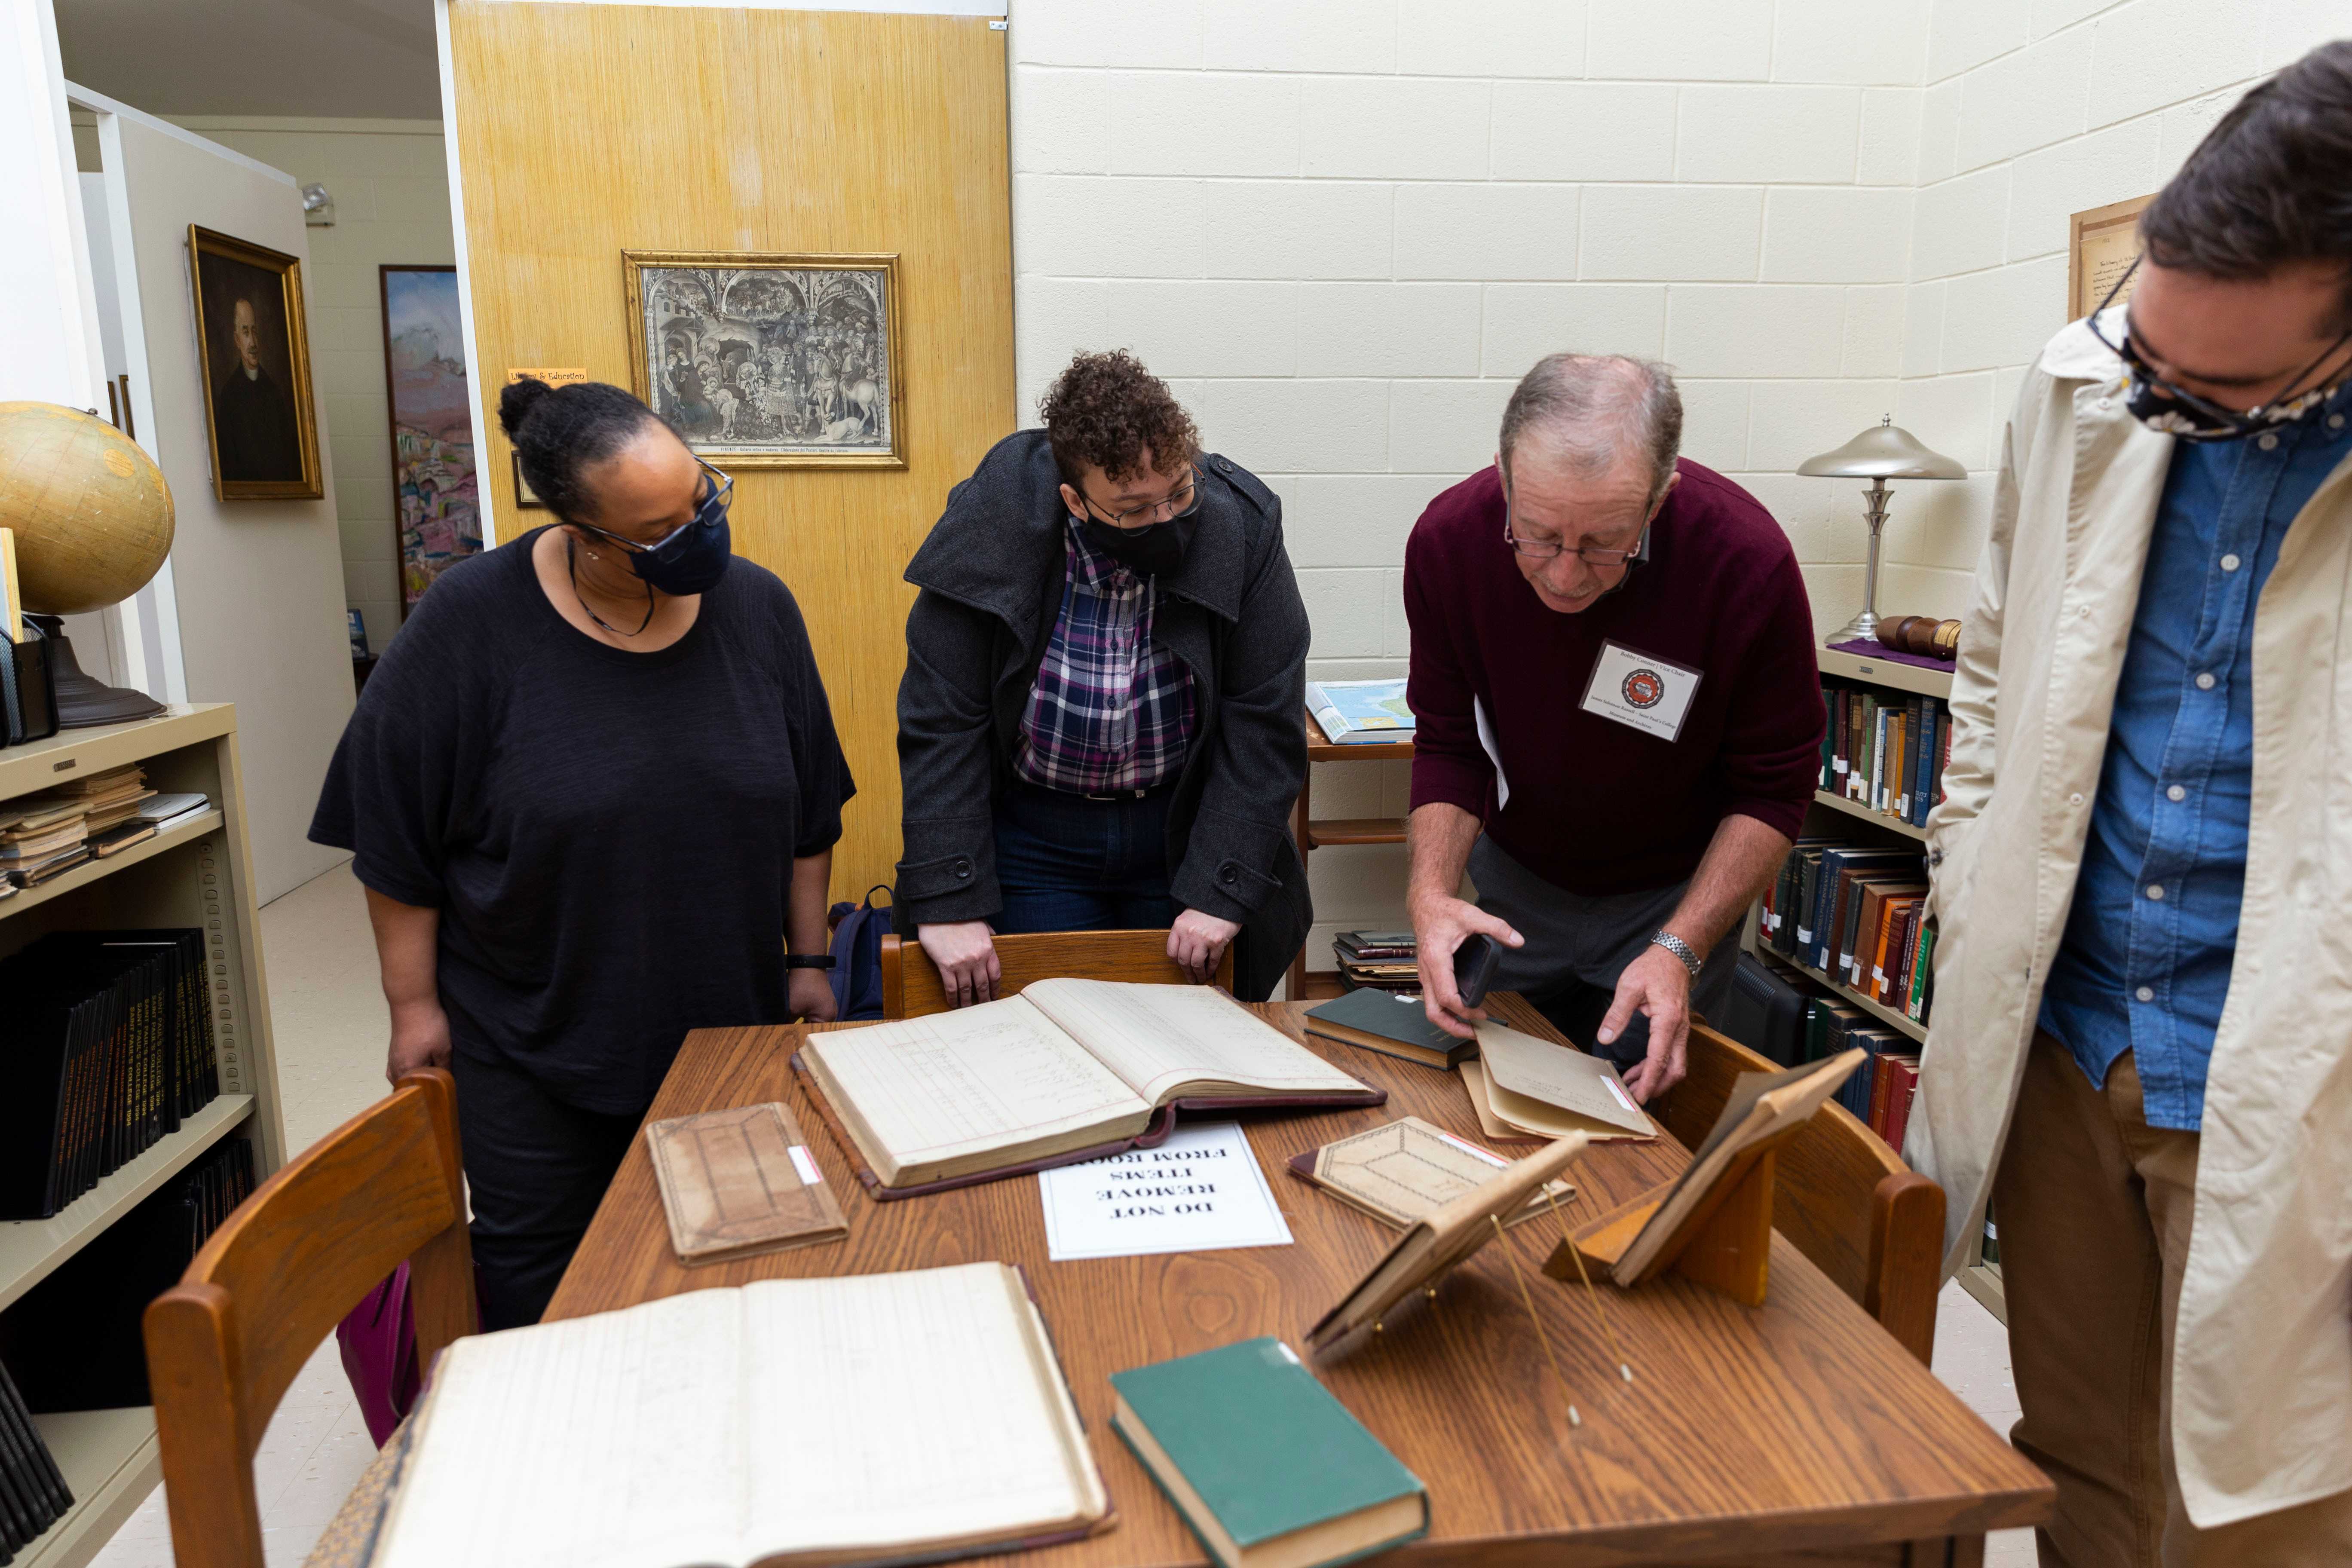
[2068,194,2155,322]
[188,225,323,500]
[622,250,906,471]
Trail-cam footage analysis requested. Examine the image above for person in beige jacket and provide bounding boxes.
[1906,43,2352,1568]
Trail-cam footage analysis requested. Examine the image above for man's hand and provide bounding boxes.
[1169,910,1241,983]
[918,920,1000,1008]
[386,999,452,1085]
[1409,891,1523,1041]
[788,968,838,1024]
[1598,943,1691,1102]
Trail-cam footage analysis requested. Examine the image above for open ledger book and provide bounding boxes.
[371,1263,1109,1568]
[796,980,1381,1194]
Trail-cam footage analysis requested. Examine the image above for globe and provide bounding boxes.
[0,401,175,615]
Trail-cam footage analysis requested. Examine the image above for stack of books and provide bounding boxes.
[1332,930,1417,994]
[1821,681,1950,830]
[0,929,221,1220]
[1800,998,1920,1152]
[1758,839,1937,1024]
[0,1361,73,1555]
[0,764,167,885]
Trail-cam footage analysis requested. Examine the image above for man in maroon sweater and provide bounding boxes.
[1405,355,1822,1099]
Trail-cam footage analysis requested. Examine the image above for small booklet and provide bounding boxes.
[1465,1022,1657,1142]
[1307,680,1414,744]
[1286,1117,1570,1230]
[796,980,1381,1196]
[645,1102,847,1266]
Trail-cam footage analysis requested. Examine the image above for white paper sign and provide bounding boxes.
[1578,640,1703,741]
[1038,1121,1293,1262]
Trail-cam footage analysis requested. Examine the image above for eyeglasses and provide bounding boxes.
[2087,254,2352,433]
[576,459,732,553]
[1080,466,1200,529]
[1502,489,1648,567]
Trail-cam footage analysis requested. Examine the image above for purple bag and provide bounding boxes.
[336,1263,421,1448]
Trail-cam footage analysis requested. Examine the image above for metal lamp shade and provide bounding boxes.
[1799,417,1966,644]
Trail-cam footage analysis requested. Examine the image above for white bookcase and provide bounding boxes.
[0,705,285,1568]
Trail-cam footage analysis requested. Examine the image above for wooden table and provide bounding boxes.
[551,996,2049,1568]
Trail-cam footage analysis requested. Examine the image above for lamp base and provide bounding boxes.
[24,614,166,728]
[1830,608,1881,645]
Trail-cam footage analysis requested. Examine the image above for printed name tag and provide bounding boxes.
[1578,640,1703,742]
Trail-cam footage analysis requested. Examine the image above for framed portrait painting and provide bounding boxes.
[622,251,905,470]
[380,265,483,618]
[189,225,322,500]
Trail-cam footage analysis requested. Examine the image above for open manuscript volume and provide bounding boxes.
[370,1263,1111,1568]
[1304,1131,1590,1354]
[796,980,1381,1196]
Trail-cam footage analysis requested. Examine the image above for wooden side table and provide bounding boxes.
[1290,709,1413,1000]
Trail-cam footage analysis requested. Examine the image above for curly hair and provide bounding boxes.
[498,377,673,523]
[1038,350,1200,487]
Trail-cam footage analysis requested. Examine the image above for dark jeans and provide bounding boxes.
[992,781,1180,934]
[448,1047,645,1331]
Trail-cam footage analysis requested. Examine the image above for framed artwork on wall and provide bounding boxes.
[189,225,323,501]
[2069,194,2154,322]
[380,265,483,618]
[622,251,906,470]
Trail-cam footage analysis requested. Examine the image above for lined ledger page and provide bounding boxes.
[1025,980,1369,1104]
[743,1263,1104,1555]
[803,997,1151,1170]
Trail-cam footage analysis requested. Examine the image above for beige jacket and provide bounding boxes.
[1906,312,2352,1528]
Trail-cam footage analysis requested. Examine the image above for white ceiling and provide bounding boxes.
[57,0,440,120]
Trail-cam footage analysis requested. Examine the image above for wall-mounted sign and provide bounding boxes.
[504,367,590,386]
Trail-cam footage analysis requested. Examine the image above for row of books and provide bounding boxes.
[0,1359,72,1563]
[0,929,221,1220]
[1798,995,1919,1153]
[1758,840,1938,1025]
[1333,929,1417,994]
[0,1138,255,1416]
[0,766,208,890]
[1821,680,1950,831]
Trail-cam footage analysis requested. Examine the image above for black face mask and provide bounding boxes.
[578,471,734,596]
[1081,512,1196,578]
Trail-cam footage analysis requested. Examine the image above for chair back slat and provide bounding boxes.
[144,1070,472,1568]
[880,931,1234,1018]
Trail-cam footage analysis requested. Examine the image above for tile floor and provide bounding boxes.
[89,861,2038,1567]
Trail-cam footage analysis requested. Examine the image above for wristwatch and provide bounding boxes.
[1647,930,1702,978]
[784,954,837,970]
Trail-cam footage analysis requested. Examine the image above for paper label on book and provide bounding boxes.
[1602,1077,1636,1113]
[1037,1121,1292,1262]
[1897,793,1910,817]
[1872,968,1886,985]
[787,1145,822,1185]
[1797,927,1813,944]
[1833,758,1848,773]
[1577,640,1703,742]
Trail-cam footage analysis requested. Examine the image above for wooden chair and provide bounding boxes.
[1649,1022,1945,1365]
[143,1069,475,1568]
[879,930,1234,1018]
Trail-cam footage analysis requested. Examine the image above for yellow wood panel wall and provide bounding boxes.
[445,2,1015,902]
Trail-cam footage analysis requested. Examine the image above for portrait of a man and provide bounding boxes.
[190,226,322,499]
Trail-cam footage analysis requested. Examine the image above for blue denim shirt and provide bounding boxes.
[2038,386,2352,1130]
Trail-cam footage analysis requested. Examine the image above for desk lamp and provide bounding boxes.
[1798,416,1965,644]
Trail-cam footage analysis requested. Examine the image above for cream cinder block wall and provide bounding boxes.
[167,116,454,657]
[1884,1,2346,620]
[1006,0,1938,972]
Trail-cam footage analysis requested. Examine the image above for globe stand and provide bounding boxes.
[24,614,165,728]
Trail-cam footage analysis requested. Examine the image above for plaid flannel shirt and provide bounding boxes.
[1013,520,1197,794]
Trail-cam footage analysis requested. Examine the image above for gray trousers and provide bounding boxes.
[1470,835,1740,1069]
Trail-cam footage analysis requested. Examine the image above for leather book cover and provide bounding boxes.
[644,1101,848,1266]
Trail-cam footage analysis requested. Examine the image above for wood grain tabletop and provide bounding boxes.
[548,995,2049,1568]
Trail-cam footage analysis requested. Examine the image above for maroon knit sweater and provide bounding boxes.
[1403,460,1822,896]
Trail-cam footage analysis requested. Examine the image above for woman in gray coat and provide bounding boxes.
[895,351,1311,1002]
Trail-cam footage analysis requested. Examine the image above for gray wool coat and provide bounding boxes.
[894,429,1312,999]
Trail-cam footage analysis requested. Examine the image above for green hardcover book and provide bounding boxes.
[1110,1337,1428,1568]
[1304,986,1473,1069]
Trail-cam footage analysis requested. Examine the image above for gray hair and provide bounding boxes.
[1498,353,1683,505]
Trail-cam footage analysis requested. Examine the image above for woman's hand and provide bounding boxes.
[1170,910,1242,984]
[386,999,453,1085]
[789,968,839,1024]
[919,920,1000,1007]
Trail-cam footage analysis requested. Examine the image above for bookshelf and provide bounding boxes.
[0,705,284,1568]
[1291,710,1415,1001]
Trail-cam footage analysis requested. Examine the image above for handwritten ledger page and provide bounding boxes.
[1025,979,1367,1102]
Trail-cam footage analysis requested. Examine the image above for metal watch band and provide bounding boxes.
[1648,930,1702,978]
[783,954,836,970]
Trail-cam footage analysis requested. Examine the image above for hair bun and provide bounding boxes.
[498,377,554,439]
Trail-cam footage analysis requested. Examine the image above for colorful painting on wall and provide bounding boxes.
[380,265,482,617]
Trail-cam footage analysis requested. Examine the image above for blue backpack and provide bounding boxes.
[827,886,894,1020]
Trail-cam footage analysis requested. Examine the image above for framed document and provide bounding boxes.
[2070,195,2155,322]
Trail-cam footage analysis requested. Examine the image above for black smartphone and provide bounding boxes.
[1453,933,1501,1009]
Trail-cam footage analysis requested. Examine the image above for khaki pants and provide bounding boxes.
[1995,1032,2352,1567]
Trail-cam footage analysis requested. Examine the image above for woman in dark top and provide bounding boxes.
[312,378,853,1329]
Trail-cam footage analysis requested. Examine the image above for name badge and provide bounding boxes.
[1579,640,1702,742]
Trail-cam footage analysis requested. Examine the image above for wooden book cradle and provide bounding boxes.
[1543,1121,1811,1308]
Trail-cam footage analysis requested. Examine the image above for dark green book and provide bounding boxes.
[1111,1338,1427,1568]
[1303,986,1471,1069]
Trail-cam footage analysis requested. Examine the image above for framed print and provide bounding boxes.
[2069,194,2154,322]
[380,265,483,618]
[190,225,323,500]
[622,251,905,470]
[511,450,543,508]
